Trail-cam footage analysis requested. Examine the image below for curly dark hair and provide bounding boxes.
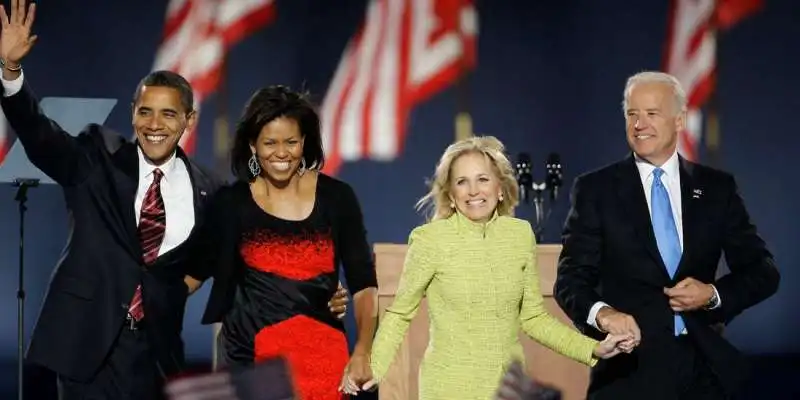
[230,85,324,182]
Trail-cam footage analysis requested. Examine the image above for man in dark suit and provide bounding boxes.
[0,2,348,399]
[554,71,780,400]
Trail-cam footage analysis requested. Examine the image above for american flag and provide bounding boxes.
[151,0,276,155]
[320,0,478,176]
[494,360,562,400]
[0,107,8,165]
[164,357,295,400]
[664,0,762,161]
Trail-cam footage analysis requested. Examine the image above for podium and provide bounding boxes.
[374,243,590,400]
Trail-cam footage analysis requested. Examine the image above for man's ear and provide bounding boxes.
[675,108,687,133]
[130,102,137,125]
[185,110,198,131]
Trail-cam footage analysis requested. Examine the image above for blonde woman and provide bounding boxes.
[347,136,631,399]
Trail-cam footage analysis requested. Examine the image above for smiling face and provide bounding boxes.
[448,151,503,223]
[132,85,195,165]
[624,82,685,166]
[250,117,306,184]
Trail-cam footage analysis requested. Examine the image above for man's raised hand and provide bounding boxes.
[0,0,37,66]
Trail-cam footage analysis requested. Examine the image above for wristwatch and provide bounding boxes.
[704,285,720,310]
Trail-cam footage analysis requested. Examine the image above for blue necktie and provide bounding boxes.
[651,168,685,336]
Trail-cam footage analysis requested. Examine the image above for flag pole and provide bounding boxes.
[454,0,473,143]
[210,53,230,371]
[213,54,231,178]
[454,92,473,142]
[704,28,721,168]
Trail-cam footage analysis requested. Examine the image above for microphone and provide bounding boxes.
[12,178,40,188]
[12,178,40,202]
[544,153,562,200]
[515,153,532,204]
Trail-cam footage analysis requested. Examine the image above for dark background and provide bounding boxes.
[0,0,797,397]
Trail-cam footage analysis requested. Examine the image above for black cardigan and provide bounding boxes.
[187,173,377,325]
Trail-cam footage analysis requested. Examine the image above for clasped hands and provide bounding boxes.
[338,351,377,396]
[594,277,715,356]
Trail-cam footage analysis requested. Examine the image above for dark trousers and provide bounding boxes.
[589,335,729,400]
[57,321,162,400]
[674,335,728,400]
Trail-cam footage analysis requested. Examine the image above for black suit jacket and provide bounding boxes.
[1,81,223,381]
[554,155,779,399]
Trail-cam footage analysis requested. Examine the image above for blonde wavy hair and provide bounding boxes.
[416,135,520,221]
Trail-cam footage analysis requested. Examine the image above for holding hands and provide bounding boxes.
[592,276,717,357]
[338,351,374,396]
[593,333,635,359]
[596,307,642,354]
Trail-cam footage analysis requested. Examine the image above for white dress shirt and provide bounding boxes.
[135,147,195,256]
[586,151,720,332]
[2,69,196,257]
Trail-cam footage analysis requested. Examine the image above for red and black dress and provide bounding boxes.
[191,174,377,400]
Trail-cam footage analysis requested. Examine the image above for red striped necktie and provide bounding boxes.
[128,168,166,322]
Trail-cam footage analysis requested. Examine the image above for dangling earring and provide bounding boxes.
[248,154,261,177]
[450,202,455,209]
[499,193,504,202]
[297,158,308,176]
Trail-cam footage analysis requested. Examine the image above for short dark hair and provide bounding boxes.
[230,85,325,182]
[132,70,194,114]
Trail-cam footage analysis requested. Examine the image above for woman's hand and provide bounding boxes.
[338,352,372,395]
[592,333,635,359]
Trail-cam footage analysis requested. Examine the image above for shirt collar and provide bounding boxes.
[137,146,178,182]
[633,150,680,182]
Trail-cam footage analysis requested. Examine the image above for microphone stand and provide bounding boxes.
[12,177,39,400]
[515,153,562,243]
[531,182,546,237]
[531,184,556,243]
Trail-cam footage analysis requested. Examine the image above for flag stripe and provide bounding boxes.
[340,0,385,161]
[361,0,394,159]
[0,106,7,165]
[319,41,357,175]
[218,0,276,44]
[664,0,716,161]
[369,0,404,159]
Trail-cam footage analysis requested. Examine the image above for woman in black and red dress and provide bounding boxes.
[185,86,378,399]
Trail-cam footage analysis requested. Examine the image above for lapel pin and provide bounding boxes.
[200,190,207,196]
[692,188,702,199]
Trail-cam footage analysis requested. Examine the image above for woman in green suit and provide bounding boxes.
[344,136,632,399]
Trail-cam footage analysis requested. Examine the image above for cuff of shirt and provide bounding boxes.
[1,69,24,97]
[587,301,610,332]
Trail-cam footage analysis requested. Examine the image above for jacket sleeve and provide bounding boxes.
[553,176,605,334]
[1,73,95,185]
[709,175,780,324]
[370,227,437,382]
[334,181,378,294]
[519,222,598,367]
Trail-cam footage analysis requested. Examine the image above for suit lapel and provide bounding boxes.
[110,142,143,260]
[614,156,670,280]
[675,158,699,278]
[176,148,209,232]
